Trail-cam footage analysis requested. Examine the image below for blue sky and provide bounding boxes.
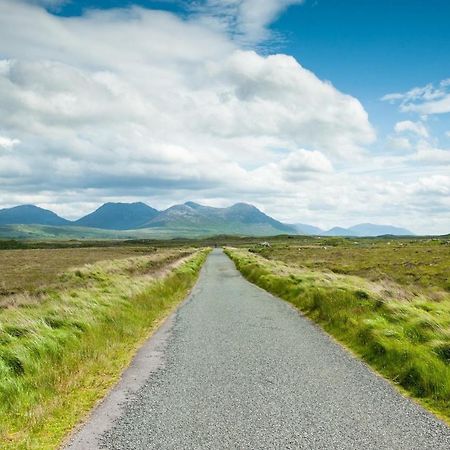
[0,0,449,233]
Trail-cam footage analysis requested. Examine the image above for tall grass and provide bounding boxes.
[225,248,450,424]
[0,249,209,449]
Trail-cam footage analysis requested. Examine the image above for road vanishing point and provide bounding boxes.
[67,249,450,450]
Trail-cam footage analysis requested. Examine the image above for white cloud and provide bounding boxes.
[198,50,375,155]
[280,149,333,178]
[414,141,450,165]
[394,120,428,138]
[0,0,373,196]
[387,136,412,151]
[382,79,450,115]
[414,174,450,196]
[0,135,20,150]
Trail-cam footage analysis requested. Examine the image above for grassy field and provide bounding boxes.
[0,246,160,296]
[0,245,209,449]
[225,237,450,423]
[251,237,450,294]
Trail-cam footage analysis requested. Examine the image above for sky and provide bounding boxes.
[0,0,449,234]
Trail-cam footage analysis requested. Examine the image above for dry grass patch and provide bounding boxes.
[0,246,159,296]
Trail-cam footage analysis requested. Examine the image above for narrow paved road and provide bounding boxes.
[67,249,450,449]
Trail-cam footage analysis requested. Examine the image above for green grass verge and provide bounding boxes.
[0,249,209,449]
[225,248,450,424]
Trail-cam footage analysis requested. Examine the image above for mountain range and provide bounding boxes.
[293,223,413,237]
[0,202,414,239]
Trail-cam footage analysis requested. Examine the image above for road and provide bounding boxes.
[67,249,450,449]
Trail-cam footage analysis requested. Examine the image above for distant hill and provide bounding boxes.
[74,202,159,230]
[292,222,413,237]
[323,223,414,237]
[0,205,70,226]
[143,202,296,236]
[322,226,355,237]
[348,223,413,236]
[292,223,324,235]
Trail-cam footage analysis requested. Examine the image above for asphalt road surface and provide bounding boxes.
[67,249,450,449]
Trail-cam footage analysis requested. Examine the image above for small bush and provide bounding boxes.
[355,289,369,300]
[434,343,450,364]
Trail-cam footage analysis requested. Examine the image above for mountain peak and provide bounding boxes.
[0,204,69,226]
[101,201,148,208]
[230,202,256,209]
[75,202,158,230]
[184,201,205,209]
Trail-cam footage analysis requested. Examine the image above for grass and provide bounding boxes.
[0,246,161,296]
[0,247,209,449]
[250,237,450,294]
[0,221,289,240]
[225,245,450,424]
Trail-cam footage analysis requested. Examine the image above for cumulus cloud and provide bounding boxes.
[394,120,428,138]
[382,78,450,115]
[198,50,374,154]
[280,149,333,178]
[0,0,373,196]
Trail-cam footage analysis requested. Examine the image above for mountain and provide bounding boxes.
[322,226,356,237]
[224,203,293,231]
[145,203,209,228]
[0,205,70,226]
[0,203,415,238]
[323,223,413,237]
[142,202,296,236]
[293,223,324,235]
[348,223,413,236]
[74,202,159,230]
